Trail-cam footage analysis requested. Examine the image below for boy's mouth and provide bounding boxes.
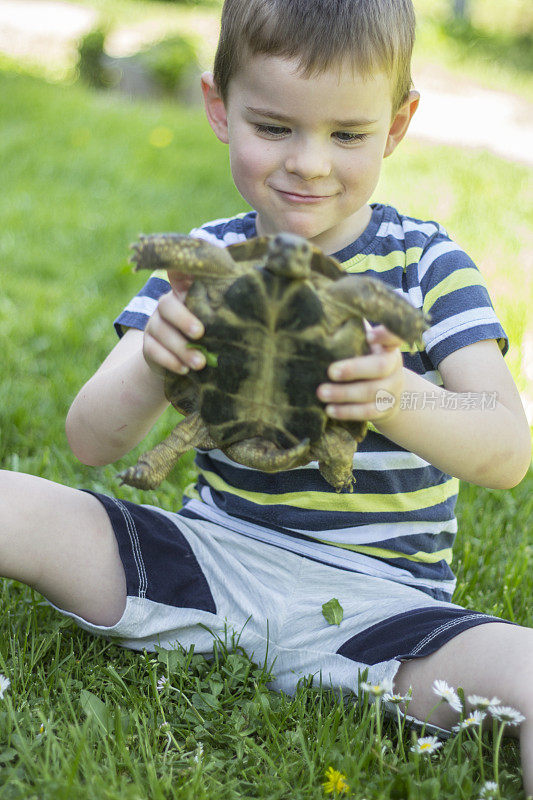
[273,188,335,204]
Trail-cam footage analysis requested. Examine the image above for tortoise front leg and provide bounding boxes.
[118,411,216,490]
[130,234,244,280]
[321,275,430,348]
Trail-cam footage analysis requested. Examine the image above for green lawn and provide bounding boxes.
[0,65,532,799]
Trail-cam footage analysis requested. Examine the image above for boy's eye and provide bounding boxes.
[254,124,290,138]
[333,131,368,144]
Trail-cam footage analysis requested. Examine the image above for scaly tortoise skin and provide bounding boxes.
[118,232,430,492]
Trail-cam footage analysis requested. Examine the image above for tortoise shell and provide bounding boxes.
[118,232,429,492]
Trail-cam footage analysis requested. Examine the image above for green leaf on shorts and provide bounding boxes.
[322,598,344,626]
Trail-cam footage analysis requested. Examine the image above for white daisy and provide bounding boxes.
[432,679,462,713]
[468,694,501,710]
[0,675,10,699]
[478,780,499,798]
[452,710,487,731]
[488,705,525,725]
[360,678,394,697]
[383,690,411,705]
[410,735,443,755]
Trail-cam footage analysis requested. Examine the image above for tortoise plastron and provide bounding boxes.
[118,232,429,492]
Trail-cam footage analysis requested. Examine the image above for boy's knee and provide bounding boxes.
[0,473,127,626]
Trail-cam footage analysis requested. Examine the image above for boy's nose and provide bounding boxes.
[284,139,332,180]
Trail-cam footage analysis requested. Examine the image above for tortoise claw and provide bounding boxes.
[118,463,161,490]
[128,239,145,269]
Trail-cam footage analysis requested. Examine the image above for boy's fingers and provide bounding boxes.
[367,325,404,349]
[325,402,378,421]
[144,303,206,373]
[144,327,205,374]
[166,270,194,298]
[318,373,402,407]
[164,273,205,338]
[143,332,190,376]
[327,348,401,382]
[318,379,379,405]
[157,290,204,339]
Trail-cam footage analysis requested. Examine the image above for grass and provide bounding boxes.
[0,600,528,800]
[0,59,532,799]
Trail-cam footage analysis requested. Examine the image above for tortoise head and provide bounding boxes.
[264,233,313,279]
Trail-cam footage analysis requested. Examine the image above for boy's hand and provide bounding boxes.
[317,326,405,422]
[143,271,205,377]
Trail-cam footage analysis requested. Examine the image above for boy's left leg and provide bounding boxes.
[394,622,533,794]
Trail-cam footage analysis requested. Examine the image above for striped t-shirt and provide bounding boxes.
[115,204,507,601]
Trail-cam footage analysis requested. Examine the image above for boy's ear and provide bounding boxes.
[384,90,420,158]
[201,71,229,144]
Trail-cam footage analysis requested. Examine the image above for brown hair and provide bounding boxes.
[213,0,416,114]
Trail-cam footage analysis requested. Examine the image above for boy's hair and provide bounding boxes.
[213,0,416,115]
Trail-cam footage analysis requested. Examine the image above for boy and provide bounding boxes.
[1,0,532,789]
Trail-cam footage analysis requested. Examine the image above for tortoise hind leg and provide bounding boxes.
[118,412,215,490]
[224,437,311,472]
[311,425,360,492]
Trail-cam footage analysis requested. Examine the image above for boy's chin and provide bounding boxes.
[256,211,332,242]
[256,204,372,252]
[276,221,345,251]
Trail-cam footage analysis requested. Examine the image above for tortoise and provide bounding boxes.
[118,232,430,492]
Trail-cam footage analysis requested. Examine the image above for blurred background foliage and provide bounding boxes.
[74,0,532,100]
[413,0,533,99]
[77,26,199,98]
[1,0,531,98]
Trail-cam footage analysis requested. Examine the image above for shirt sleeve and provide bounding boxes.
[113,224,229,338]
[418,232,508,367]
[114,272,170,338]
[113,214,255,337]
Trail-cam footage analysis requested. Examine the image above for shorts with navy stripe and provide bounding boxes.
[52,492,512,703]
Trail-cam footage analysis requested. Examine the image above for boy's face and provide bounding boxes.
[203,55,417,254]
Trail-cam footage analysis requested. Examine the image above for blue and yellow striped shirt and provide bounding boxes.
[115,204,507,601]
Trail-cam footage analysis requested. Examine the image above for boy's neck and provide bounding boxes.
[255,203,373,256]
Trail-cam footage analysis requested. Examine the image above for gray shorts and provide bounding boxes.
[51,492,509,705]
